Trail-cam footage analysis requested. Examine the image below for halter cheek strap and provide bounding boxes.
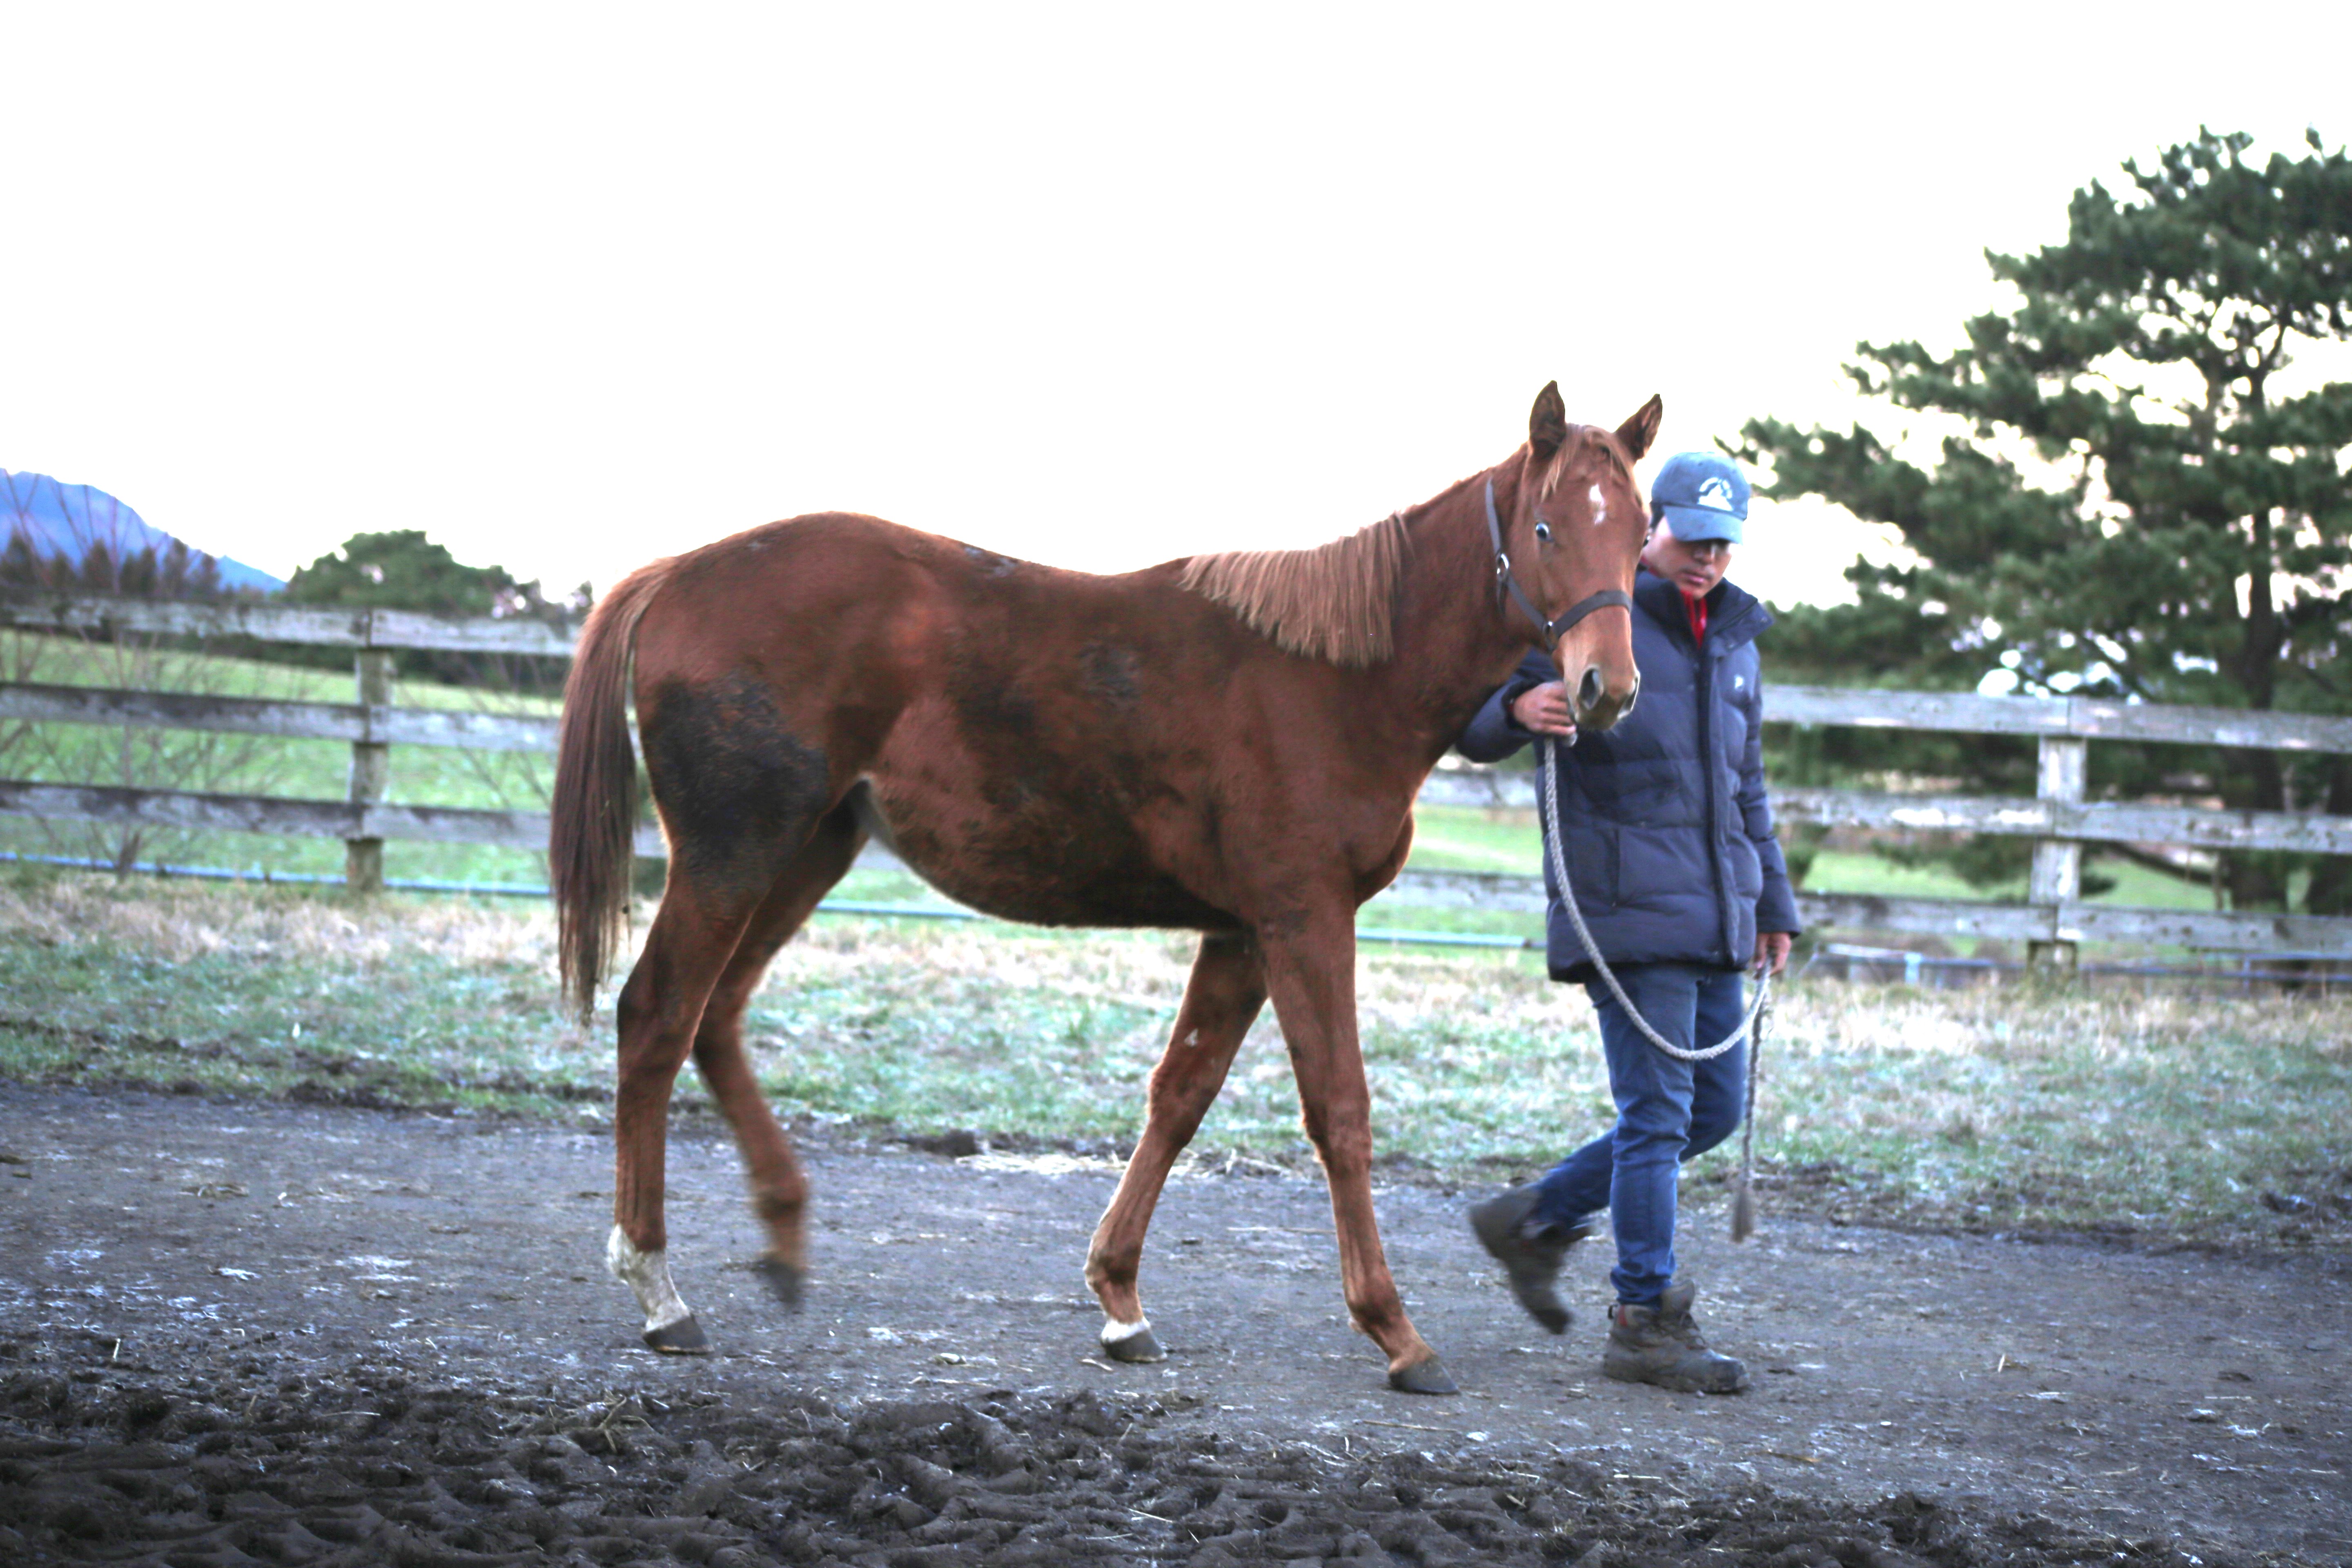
[1484,477,1631,646]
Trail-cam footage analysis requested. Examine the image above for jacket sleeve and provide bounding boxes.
[1454,650,1557,764]
[1740,663,1803,936]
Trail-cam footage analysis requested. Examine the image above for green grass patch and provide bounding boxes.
[1800,846,2006,901]
[2085,855,2221,911]
[3,869,2344,1254]
[1402,805,1541,875]
[0,870,602,1117]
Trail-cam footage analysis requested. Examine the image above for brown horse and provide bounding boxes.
[550,383,1661,1393]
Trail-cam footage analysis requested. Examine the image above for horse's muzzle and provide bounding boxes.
[1572,664,1639,731]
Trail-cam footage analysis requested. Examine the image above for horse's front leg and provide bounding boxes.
[1086,930,1267,1361]
[1258,905,1456,1395]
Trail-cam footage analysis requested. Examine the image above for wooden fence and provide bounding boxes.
[5,586,2351,961]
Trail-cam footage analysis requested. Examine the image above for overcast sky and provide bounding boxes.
[4,3,2345,609]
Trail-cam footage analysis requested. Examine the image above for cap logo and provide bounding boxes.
[1696,477,1737,511]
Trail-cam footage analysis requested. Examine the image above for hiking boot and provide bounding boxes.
[1603,1279,1750,1394]
[1467,1183,1595,1334]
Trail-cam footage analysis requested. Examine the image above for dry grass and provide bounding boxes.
[2,871,2345,1251]
[0,870,556,972]
[0,872,587,1113]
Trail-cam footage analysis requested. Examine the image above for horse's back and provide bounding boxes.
[633,510,1227,742]
[624,511,1414,928]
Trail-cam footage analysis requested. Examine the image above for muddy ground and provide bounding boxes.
[1,1085,2347,1566]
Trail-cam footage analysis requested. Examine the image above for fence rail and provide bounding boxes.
[0,588,576,657]
[1349,866,2352,952]
[12,682,2339,854]
[1762,684,2352,753]
[7,774,2338,955]
[6,586,2349,958]
[1419,773,2352,857]
[0,680,558,752]
[0,779,659,859]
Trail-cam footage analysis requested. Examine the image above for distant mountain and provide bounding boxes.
[2,469,285,595]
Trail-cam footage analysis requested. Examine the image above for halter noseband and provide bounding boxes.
[1483,476,1631,646]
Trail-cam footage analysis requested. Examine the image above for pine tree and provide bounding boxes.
[1741,129,2352,913]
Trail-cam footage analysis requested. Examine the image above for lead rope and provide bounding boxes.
[1731,982,1771,1242]
[1540,735,1771,1240]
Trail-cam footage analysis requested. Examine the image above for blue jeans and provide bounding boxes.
[1531,963,1748,1306]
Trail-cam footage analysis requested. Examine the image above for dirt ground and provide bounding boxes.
[2,1085,2347,1566]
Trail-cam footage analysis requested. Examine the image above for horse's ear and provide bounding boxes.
[1529,382,1569,459]
[1615,395,1664,461]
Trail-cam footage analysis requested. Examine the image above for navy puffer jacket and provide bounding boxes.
[1456,569,1801,980]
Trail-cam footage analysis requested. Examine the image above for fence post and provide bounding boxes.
[345,648,392,893]
[2026,735,2087,971]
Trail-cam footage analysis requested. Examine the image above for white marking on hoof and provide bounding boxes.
[606,1225,693,1335]
[1100,1314,1154,1348]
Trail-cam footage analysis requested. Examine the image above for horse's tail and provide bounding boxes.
[551,558,675,1022]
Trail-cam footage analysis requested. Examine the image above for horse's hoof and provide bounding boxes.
[754,1256,804,1310]
[1388,1355,1459,1396]
[642,1314,711,1355]
[1100,1325,1166,1364]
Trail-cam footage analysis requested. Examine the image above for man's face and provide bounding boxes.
[1641,517,1732,597]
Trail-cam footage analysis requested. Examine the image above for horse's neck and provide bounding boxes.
[1368,463,1535,763]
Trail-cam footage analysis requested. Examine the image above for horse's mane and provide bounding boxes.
[1176,510,1412,668]
[1176,430,1626,668]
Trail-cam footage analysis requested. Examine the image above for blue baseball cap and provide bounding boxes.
[1650,452,1749,545]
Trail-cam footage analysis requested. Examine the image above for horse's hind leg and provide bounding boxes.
[608,679,838,1352]
[687,801,864,1311]
[608,868,778,1353]
[1085,930,1266,1362]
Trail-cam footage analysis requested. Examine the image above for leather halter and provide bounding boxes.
[1483,477,1631,646]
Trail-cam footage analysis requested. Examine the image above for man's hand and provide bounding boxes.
[1754,931,1792,977]
[1509,681,1578,739]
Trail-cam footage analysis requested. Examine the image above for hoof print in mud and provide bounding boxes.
[641,1314,710,1354]
[1100,1325,1166,1363]
[1388,1355,1459,1396]
[754,1256,804,1310]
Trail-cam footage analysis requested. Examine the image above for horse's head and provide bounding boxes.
[1501,382,1660,731]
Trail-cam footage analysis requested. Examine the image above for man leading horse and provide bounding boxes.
[1458,450,1799,1394]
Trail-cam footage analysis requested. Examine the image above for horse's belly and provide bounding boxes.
[855,779,1230,930]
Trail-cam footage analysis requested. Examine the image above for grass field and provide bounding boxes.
[4,869,2343,1254]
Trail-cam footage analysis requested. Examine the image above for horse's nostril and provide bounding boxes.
[1577,666,1606,713]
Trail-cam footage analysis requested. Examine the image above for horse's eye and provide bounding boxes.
[1533,522,1552,544]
